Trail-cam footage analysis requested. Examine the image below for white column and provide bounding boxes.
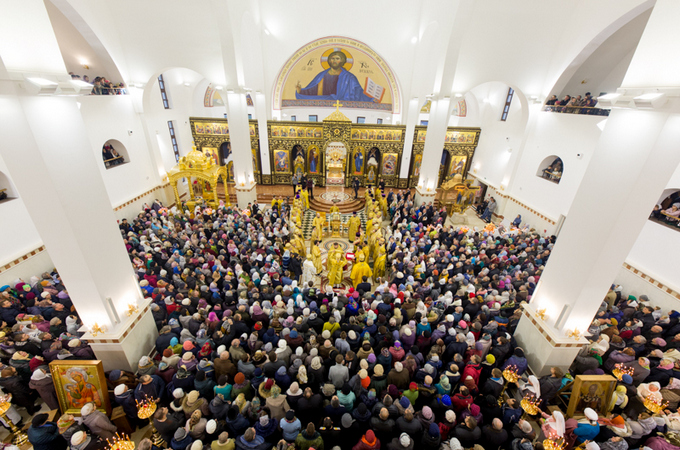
[0,92,156,372]
[0,1,156,371]
[415,97,450,205]
[255,92,271,176]
[518,109,680,374]
[516,0,680,375]
[226,91,257,207]
[399,97,421,180]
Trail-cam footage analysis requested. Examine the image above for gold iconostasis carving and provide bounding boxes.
[190,117,480,188]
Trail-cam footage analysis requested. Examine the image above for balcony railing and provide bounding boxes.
[543,105,609,116]
[104,156,126,168]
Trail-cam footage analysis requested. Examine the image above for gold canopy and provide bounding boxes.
[167,146,230,209]
[437,174,479,214]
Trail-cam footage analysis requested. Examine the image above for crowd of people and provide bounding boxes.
[102,143,125,167]
[69,73,127,95]
[544,93,606,115]
[0,189,678,450]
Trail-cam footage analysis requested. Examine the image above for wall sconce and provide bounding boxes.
[565,328,581,340]
[26,77,59,95]
[91,322,107,337]
[597,93,634,109]
[633,92,666,109]
[536,308,547,321]
[126,303,139,316]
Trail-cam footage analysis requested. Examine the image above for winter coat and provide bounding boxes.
[28,422,67,450]
[234,434,270,450]
[265,395,290,421]
[295,430,325,450]
[454,424,481,448]
[386,368,410,390]
[352,434,381,450]
[28,376,59,410]
[280,418,302,441]
[0,374,36,410]
[83,410,118,439]
[386,436,414,450]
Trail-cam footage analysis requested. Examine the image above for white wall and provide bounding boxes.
[79,95,159,206]
[557,8,651,98]
[467,82,527,189]
[505,111,602,219]
[0,154,44,265]
[627,219,680,293]
[0,251,54,288]
[0,196,43,264]
[614,266,680,315]
[278,107,395,126]
[144,68,227,176]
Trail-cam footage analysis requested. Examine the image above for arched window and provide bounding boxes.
[536,156,563,184]
[650,189,680,229]
[0,171,17,203]
[102,139,129,169]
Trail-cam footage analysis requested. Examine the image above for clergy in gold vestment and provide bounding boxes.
[347,212,361,241]
[371,224,383,261]
[373,239,386,279]
[365,214,374,239]
[290,231,306,257]
[326,242,345,287]
[350,252,372,288]
[311,240,323,274]
[311,213,325,241]
[301,189,310,209]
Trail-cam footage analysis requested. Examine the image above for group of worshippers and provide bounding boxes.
[545,286,680,450]
[3,193,680,450]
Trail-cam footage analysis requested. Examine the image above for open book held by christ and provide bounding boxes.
[363,77,386,103]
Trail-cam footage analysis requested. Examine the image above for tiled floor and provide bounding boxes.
[300,209,367,240]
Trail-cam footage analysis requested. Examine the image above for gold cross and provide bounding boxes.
[333,100,343,111]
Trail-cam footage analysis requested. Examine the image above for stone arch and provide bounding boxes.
[547,1,655,98]
[272,36,402,114]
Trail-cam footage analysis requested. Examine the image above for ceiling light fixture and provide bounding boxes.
[27,77,58,86]
[633,92,666,109]
[411,36,418,44]
[596,93,621,108]
[70,80,92,88]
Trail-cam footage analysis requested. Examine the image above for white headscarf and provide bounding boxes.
[527,375,541,399]
[547,410,565,437]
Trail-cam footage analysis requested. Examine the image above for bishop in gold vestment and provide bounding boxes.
[326,243,345,287]
[350,252,372,288]
[347,212,361,241]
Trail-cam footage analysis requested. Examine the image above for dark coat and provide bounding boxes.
[0,374,36,411]
[28,376,59,410]
[28,422,67,450]
[454,424,481,448]
[154,416,180,445]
